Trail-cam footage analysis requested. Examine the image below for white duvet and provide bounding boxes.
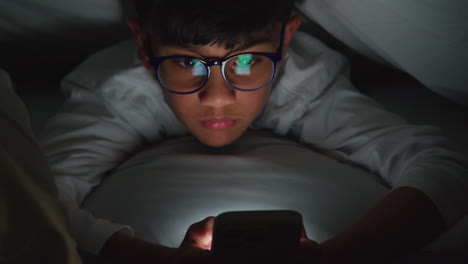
[82,131,467,252]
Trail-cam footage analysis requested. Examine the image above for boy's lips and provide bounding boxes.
[202,119,237,130]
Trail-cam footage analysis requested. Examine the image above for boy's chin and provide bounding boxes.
[195,133,241,148]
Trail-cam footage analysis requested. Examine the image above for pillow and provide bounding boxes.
[296,0,468,106]
[82,131,467,251]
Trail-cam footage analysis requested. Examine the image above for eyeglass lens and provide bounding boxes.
[157,54,275,93]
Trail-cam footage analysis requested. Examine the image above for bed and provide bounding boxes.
[1,1,467,263]
[80,130,468,254]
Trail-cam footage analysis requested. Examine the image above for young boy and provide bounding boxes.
[40,0,468,263]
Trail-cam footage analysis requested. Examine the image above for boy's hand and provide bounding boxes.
[170,217,216,264]
[101,216,322,264]
[100,217,216,264]
[175,217,323,264]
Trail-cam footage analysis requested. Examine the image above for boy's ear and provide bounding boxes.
[282,14,303,54]
[127,19,151,70]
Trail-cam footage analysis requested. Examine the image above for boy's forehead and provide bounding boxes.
[152,25,284,58]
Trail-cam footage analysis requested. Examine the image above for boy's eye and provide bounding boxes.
[173,58,206,76]
[176,58,200,68]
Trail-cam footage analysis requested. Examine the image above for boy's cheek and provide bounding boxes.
[163,92,194,117]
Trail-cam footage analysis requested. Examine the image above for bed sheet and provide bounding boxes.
[296,0,468,106]
[2,1,467,106]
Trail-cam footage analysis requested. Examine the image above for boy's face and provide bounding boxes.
[156,41,277,147]
[130,16,302,147]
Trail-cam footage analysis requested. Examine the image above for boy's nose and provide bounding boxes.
[199,67,236,108]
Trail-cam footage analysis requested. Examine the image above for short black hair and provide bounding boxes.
[133,0,297,49]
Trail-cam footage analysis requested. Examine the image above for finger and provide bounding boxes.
[194,217,215,249]
[181,217,215,250]
[203,216,215,236]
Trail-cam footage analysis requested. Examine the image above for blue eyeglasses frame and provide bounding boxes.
[148,52,282,94]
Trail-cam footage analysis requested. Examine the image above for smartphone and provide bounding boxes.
[211,210,303,259]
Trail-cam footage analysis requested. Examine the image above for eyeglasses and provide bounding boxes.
[147,24,286,95]
[149,52,282,94]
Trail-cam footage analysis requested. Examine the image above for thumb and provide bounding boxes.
[181,217,215,250]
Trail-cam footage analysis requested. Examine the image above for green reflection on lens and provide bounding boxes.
[192,60,207,76]
[235,54,253,75]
